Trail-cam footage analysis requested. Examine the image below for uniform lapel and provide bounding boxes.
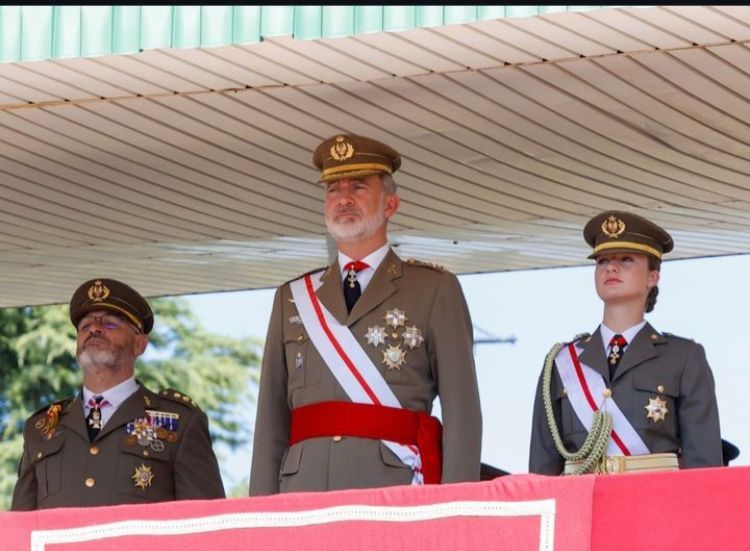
[577,327,610,381]
[612,322,662,382]
[312,264,348,326]
[347,249,401,326]
[59,391,89,442]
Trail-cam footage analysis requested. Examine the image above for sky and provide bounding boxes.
[186,253,750,489]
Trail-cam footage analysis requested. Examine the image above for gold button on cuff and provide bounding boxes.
[657,385,665,394]
[332,435,343,442]
[89,446,99,456]
[85,477,96,488]
[603,388,613,399]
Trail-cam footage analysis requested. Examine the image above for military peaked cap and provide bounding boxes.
[70,278,154,334]
[313,134,401,183]
[583,210,674,260]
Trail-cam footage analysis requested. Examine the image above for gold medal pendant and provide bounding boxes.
[132,464,154,489]
[645,396,669,422]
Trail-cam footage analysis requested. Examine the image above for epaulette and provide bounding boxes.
[661,331,695,342]
[159,389,200,410]
[31,397,73,418]
[572,332,592,344]
[285,266,328,285]
[405,258,448,272]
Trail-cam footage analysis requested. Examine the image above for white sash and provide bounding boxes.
[555,342,649,456]
[289,271,424,484]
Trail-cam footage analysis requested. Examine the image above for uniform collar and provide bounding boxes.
[600,320,647,352]
[82,376,139,411]
[337,242,390,292]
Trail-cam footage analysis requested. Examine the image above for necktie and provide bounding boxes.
[86,395,109,442]
[608,334,628,380]
[343,260,369,314]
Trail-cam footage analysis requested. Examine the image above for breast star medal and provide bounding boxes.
[384,308,407,328]
[645,396,669,422]
[365,326,387,347]
[383,345,407,371]
[402,325,424,349]
[132,464,154,489]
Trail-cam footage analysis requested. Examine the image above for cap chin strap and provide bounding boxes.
[592,241,661,259]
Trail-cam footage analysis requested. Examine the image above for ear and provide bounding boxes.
[133,334,149,357]
[647,269,660,289]
[384,193,400,220]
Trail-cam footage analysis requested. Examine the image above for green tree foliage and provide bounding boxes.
[0,297,261,510]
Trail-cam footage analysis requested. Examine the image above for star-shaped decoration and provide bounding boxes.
[132,464,154,489]
[365,325,387,348]
[384,308,407,329]
[382,345,406,371]
[645,396,669,422]
[403,325,424,349]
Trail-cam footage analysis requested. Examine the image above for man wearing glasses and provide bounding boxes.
[11,278,225,510]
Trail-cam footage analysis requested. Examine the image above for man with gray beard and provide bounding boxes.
[250,134,482,495]
[11,278,224,510]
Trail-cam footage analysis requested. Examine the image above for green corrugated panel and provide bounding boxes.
[322,5,355,38]
[0,5,620,63]
[81,6,113,58]
[112,6,140,54]
[416,6,446,28]
[53,6,80,59]
[233,5,261,44]
[356,6,384,34]
[173,5,200,49]
[293,6,321,40]
[201,6,233,47]
[445,6,478,25]
[260,5,294,38]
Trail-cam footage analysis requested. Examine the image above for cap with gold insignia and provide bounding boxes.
[313,134,401,183]
[583,210,673,260]
[70,278,154,334]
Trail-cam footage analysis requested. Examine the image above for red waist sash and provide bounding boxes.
[289,401,443,484]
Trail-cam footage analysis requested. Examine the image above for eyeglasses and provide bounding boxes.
[77,313,140,334]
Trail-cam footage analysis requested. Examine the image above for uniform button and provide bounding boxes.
[562,388,568,396]
[657,385,665,394]
[85,477,96,488]
[143,450,150,457]
[603,388,613,399]
[296,334,304,343]
[36,452,43,459]
[332,435,343,442]
[89,446,99,456]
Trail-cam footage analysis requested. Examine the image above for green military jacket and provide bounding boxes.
[249,249,482,495]
[12,384,225,510]
[529,324,723,475]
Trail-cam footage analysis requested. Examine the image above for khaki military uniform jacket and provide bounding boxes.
[12,384,225,510]
[249,249,482,495]
[529,324,722,475]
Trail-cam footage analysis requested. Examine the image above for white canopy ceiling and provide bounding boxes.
[2,5,750,306]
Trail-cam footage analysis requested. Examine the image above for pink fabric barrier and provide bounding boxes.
[1,467,747,550]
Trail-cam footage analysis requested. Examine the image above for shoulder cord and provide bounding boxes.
[541,337,613,475]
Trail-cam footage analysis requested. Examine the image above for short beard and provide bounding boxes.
[78,347,123,374]
[326,198,387,244]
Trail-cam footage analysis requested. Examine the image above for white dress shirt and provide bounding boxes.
[82,376,139,428]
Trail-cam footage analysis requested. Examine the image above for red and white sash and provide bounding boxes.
[555,342,649,456]
[289,271,424,484]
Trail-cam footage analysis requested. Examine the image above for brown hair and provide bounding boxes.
[645,256,662,313]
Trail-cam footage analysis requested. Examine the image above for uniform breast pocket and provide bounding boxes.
[632,375,678,435]
[283,333,320,388]
[116,442,174,500]
[557,387,587,439]
[33,437,65,502]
